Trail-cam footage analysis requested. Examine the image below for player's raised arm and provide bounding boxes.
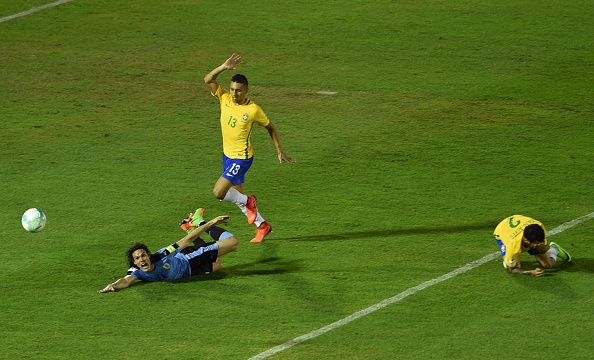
[176,215,231,250]
[204,53,241,94]
[98,274,135,293]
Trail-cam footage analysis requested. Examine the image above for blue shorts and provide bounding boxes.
[221,154,253,186]
[496,239,506,258]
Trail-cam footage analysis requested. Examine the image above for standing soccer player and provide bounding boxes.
[202,53,295,243]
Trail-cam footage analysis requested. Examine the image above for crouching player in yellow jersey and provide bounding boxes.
[493,215,572,276]
[202,53,296,243]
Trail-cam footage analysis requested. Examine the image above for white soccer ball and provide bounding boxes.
[22,208,47,233]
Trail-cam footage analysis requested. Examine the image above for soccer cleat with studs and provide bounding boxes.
[179,208,205,234]
[245,195,258,225]
[189,208,205,228]
[179,213,195,233]
[550,242,571,262]
[250,221,272,243]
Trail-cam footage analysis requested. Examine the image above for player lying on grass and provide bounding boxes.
[494,215,572,277]
[99,209,237,293]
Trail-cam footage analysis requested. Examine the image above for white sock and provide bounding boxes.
[236,203,265,227]
[236,203,248,216]
[547,244,558,263]
[222,188,248,205]
[254,212,265,227]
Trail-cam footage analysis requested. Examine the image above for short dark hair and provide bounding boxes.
[127,242,151,268]
[231,73,248,86]
[523,224,545,243]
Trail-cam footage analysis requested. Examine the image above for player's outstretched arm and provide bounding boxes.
[98,275,135,293]
[265,122,296,164]
[176,215,230,250]
[506,266,545,277]
[204,53,241,94]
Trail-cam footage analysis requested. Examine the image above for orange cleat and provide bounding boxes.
[245,195,258,225]
[179,213,195,233]
[250,221,272,243]
[180,208,205,233]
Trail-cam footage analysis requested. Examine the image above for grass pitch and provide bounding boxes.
[1,1,593,359]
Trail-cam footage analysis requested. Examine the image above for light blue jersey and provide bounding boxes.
[128,244,191,282]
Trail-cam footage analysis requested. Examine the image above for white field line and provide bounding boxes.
[0,0,73,24]
[548,211,594,236]
[248,211,594,360]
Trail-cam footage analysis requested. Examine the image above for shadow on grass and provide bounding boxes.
[548,258,594,274]
[173,256,302,283]
[512,259,593,300]
[518,257,594,275]
[522,258,594,276]
[273,221,495,242]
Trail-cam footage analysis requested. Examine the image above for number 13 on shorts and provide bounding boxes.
[226,163,241,177]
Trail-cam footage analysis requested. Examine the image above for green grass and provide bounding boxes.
[1,0,593,359]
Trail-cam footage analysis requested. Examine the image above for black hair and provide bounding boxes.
[126,242,151,268]
[231,73,248,86]
[523,224,545,243]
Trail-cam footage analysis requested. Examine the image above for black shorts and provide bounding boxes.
[182,240,219,275]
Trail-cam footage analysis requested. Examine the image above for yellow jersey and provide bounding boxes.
[213,85,270,159]
[493,215,546,268]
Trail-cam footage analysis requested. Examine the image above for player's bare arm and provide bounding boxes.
[204,53,242,94]
[265,122,296,164]
[506,264,545,277]
[98,274,135,293]
[176,215,230,250]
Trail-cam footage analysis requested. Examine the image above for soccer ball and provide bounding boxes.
[22,208,47,233]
